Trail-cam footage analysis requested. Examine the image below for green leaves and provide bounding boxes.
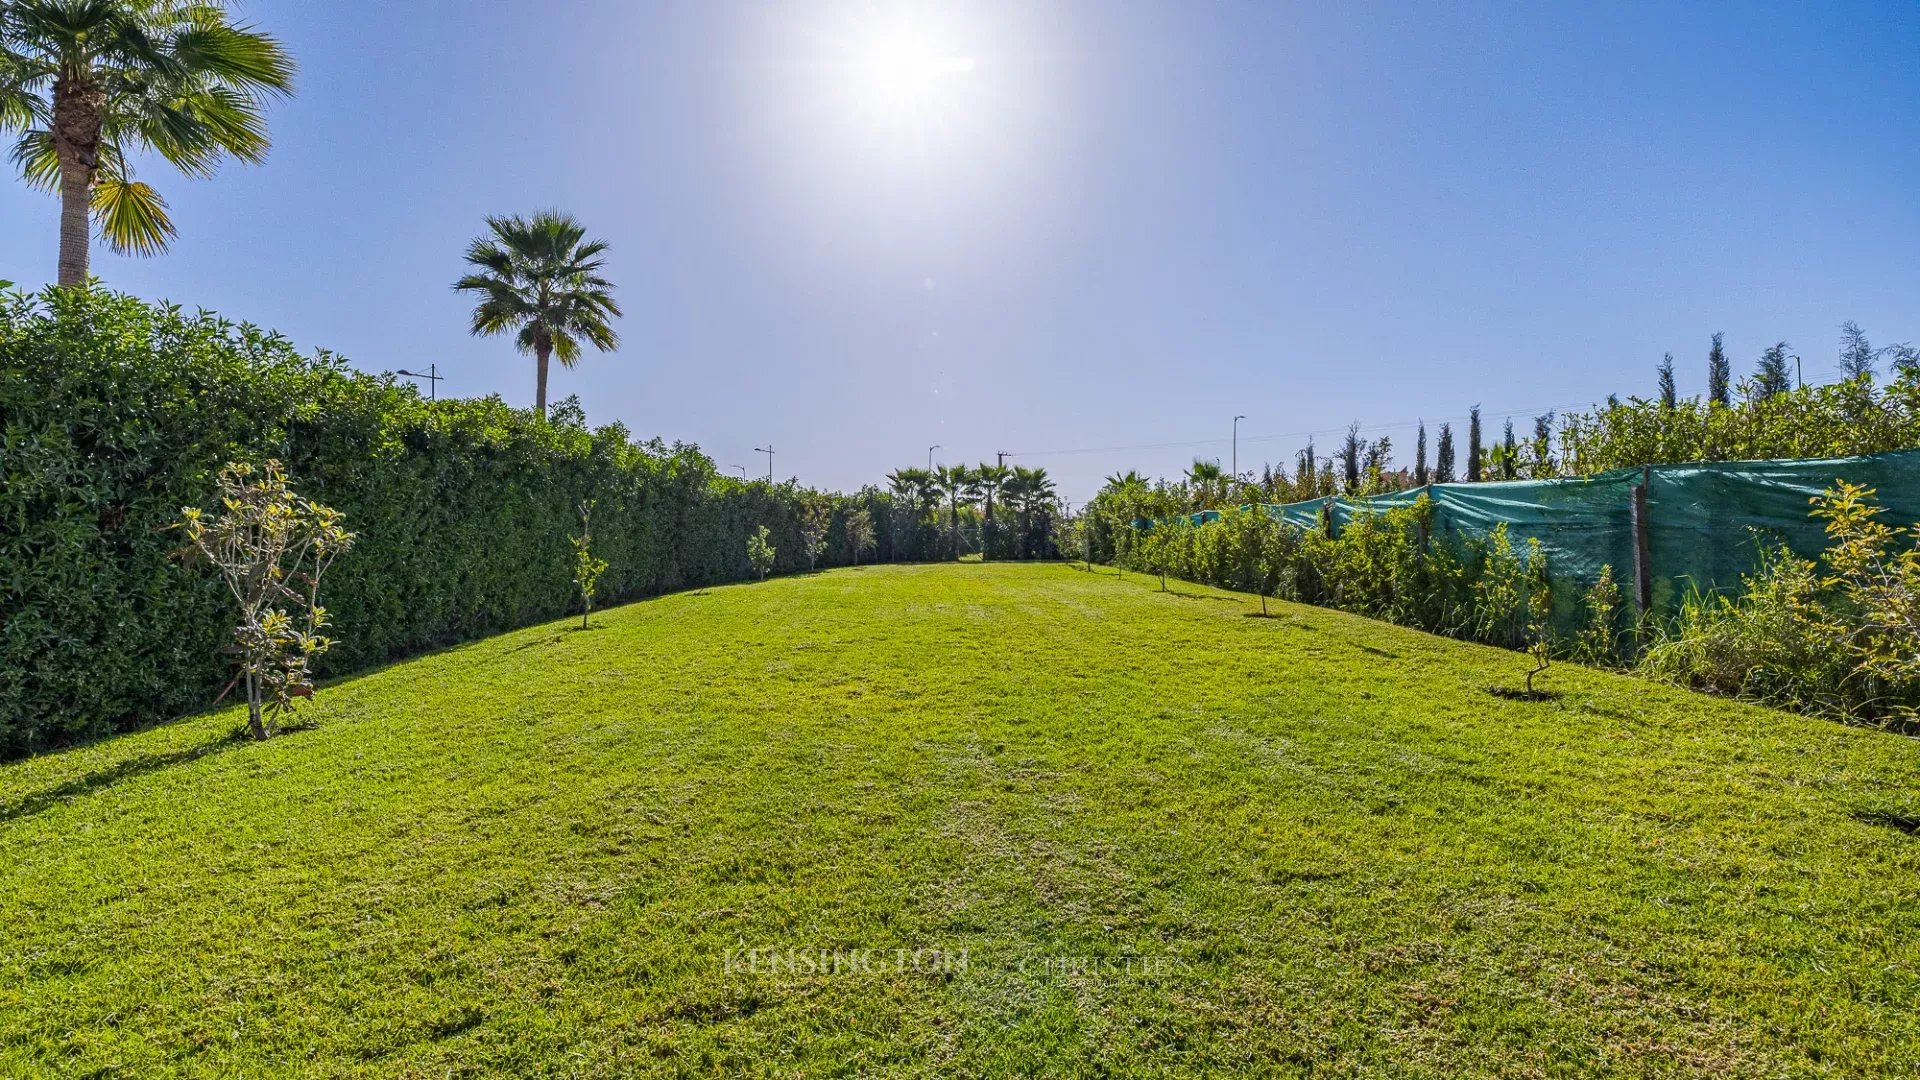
[453,211,623,374]
[2,286,868,755]
[90,175,175,255]
[2,0,295,263]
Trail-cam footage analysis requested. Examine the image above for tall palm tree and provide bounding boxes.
[886,466,936,560]
[2,0,296,286]
[1008,466,1055,558]
[884,469,916,561]
[969,463,1009,562]
[934,463,970,559]
[454,211,621,417]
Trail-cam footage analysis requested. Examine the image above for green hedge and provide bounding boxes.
[0,288,879,756]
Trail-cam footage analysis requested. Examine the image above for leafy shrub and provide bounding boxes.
[747,526,776,581]
[1472,525,1527,649]
[0,287,866,754]
[177,461,355,739]
[1573,564,1622,666]
[572,500,609,629]
[1558,373,1920,475]
[1645,484,1920,722]
[1639,545,1850,713]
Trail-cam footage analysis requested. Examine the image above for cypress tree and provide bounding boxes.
[1501,418,1518,480]
[1530,412,1554,477]
[1413,422,1429,486]
[1707,332,1731,407]
[1434,423,1456,483]
[1657,352,1677,407]
[1754,341,1793,397]
[1466,405,1483,482]
[1339,422,1363,494]
[1839,321,1874,381]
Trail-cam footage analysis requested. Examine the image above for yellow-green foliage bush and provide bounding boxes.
[1641,483,1920,722]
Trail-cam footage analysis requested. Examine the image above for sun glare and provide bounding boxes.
[855,29,975,112]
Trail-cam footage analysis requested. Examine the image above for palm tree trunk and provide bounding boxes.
[983,493,993,562]
[535,339,552,417]
[57,162,91,287]
[52,75,105,288]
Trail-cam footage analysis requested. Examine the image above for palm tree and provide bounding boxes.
[454,211,621,417]
[2,0,296,287]
[969,463,1010,561]
[843,507,874,565]
[885,466,935,559]
[1186,459,1224,510]
[1008,465,1055,557]
[934,463,971,559]
[1104,470,1146,491]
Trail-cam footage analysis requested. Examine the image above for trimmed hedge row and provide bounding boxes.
[0,288,871,755]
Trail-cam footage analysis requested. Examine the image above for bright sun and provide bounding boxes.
[855,29,975,111]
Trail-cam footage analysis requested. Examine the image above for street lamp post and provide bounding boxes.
[397,364,444,401]
[1232,415,1246,479]
[929,444,941,470]
[729,465,747,479]
[754,445,774,482]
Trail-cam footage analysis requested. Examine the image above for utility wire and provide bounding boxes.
[1006,399,1604,460]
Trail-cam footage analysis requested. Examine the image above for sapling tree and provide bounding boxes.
[572,499,609,629]
[1575,564,1621,666]
[747,524,776,580]
[843,508,874,565]
[798,497,833,570]
[177,461,355,740]
[1522,538,1553,695]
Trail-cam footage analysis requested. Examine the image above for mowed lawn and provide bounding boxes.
[4,564,1920,1077]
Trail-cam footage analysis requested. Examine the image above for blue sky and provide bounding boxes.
[3,1,1917,500]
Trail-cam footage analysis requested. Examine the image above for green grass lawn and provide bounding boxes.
[5,563,1920,1077]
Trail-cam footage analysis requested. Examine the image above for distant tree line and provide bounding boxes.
[1144,322,1920,512]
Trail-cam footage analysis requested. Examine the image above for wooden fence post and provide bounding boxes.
[1630,466,1653,644]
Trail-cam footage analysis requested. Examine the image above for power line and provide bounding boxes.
[1005,399,1602,460]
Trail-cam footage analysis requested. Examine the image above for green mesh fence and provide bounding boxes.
[1255,449,1920,622]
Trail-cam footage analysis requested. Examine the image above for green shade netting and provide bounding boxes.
[1238,449,1920,620]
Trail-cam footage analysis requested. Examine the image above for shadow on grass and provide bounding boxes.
[0,729,252,825]
[1855,809,1920,836]
[1486,686,1563,703]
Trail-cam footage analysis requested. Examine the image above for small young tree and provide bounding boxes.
[178,461,355,740]
[844,508,875,565]
[1522,538,1553,695]
[747,524,777,580]
[798,496,833,570]
[1575,564,1621,666]
[572,499,609,629]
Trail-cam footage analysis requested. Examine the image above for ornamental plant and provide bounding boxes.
[178,461,354,740]
[573,500,609,629]
[798,496,833,570]
[1811,482,1920,690]
[747,525,776,581]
